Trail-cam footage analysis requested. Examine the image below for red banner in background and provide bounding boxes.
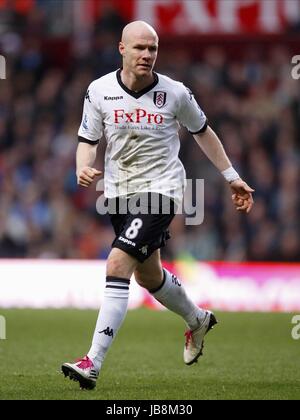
[90,0,300,35]
[1,0,299,35]
[134,0,300,34]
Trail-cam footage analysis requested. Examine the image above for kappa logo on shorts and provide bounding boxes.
[139,245,149,256]
[118,236,136,247]
[153,91,167,108]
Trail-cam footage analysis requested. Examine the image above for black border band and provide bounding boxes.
[106,276,130,284]
[78,136,99,145]
[189,119,209,135]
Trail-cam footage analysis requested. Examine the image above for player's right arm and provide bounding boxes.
[77,82,103,187]
[76,143,101,187]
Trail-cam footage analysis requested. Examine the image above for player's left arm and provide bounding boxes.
[193,126,254,213]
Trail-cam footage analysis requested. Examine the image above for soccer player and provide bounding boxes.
[62,21,254,390]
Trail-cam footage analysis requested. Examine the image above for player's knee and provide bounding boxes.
[134,268,163,291]
[106,257,126,278]
[106,249,138,278]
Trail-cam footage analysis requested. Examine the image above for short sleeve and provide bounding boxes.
[176,84,208,134]
[78,81,103,144]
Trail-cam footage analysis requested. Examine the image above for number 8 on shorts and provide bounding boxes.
[125,218,143,240]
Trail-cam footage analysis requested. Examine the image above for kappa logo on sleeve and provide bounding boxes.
[186,87,194,101]
[85,89,91,103]
[153,91,167,108]
[82,114,88,130]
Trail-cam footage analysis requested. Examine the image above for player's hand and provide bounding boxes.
[77,167,102,188]
[230,179,254,214]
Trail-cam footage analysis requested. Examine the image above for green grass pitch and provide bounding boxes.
[0,308,299,400]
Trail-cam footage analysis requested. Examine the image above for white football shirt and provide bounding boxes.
[78,69,207,205]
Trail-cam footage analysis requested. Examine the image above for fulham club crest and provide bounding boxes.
[153,91,167,108]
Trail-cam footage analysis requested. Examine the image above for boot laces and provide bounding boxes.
[75,356,93,369]
[184,330,193,349]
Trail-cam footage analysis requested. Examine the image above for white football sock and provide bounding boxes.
[87,276,130,372]
[151,269,206,330]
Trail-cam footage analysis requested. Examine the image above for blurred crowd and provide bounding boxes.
[0,7,299,262]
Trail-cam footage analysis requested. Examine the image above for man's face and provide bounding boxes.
[120,37,158,78]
